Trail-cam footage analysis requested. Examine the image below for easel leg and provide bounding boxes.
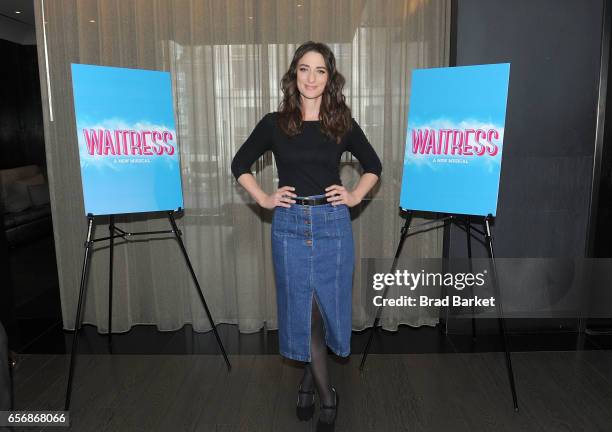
[444,217,477,337]
[65,215,95,411]
[484,216,519,411]
[466,217,476,340]
[108,215,114,351]
[167,211,232,371]
[443,217,451,335]
[360,211,413,371]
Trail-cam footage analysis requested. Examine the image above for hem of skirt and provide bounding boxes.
[329,347,351,358]
[280,347,350,362]
[280,350,311,362]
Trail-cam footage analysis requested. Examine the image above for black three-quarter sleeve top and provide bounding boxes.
[231,112,382,197]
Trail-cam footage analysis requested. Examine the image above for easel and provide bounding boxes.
[359,209,519,412]
[64,209,231,410]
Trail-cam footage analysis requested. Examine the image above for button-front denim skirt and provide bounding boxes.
[271,194,355,362]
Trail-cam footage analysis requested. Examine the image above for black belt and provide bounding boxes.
[293,196,329,206]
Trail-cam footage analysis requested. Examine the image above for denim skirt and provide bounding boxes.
[271,194,355,362]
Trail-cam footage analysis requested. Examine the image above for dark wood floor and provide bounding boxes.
[9,350,612,432]
[7,235,612,431]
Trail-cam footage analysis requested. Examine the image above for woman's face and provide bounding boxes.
[296,51,328,100]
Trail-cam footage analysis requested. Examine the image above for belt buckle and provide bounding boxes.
[304,198,315,206]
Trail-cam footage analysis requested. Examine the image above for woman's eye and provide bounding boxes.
[318,70,326,74]
[299,67,307,72]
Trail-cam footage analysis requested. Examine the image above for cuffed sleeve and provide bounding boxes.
[231,113,274,181]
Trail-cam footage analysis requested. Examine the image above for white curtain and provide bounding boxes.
[35,0,450,334]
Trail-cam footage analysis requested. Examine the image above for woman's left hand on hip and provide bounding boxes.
[325,184,361,207]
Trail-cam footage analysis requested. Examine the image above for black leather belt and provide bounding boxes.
[293,196,329,206]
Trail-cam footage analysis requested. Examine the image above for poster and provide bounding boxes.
[71,63,183,215]
[399,63,510,216]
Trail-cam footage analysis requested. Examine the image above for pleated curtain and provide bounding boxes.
[34,0,450,334]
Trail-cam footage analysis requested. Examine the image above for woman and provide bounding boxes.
[231,41,381,431]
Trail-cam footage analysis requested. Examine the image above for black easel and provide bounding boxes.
[359,210,519,412]
[64,209,232,410]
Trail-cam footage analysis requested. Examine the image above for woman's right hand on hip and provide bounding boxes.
[259,186,297,209]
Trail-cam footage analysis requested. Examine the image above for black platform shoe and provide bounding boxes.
[296,385,315,421]
[316,387,338,432]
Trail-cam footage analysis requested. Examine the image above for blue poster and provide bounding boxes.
[399,63,510,216]
[71,64,184,215]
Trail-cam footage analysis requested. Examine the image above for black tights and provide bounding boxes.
[298,298,334,411]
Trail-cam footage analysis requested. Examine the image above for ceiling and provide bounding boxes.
[0,0,35,26]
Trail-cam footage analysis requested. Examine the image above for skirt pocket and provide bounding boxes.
[323,205,350,238]
[272,209,298,238]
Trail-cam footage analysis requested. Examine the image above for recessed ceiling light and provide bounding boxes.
[297,4,302,7]
[15,11,22,14]
[89,20,96,23]
[248,16,253,19]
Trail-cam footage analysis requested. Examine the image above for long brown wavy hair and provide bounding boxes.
[278,41,352,144]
